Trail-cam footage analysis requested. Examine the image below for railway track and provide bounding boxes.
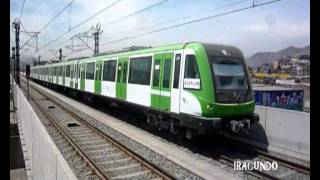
[20,79,174,180]
[19,78,310,180]
[206,135,310,180]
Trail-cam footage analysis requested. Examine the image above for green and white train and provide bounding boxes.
[31,42,259,138]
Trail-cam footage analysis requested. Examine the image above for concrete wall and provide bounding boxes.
[255,105,310,160]
[15,84,77,180]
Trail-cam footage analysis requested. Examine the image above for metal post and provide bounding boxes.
[59,48,62,61]
[13,20,20,86]
[11,47,16,111]
[94,32,99,54]
[26,65,30,101]
[27,77,29,101]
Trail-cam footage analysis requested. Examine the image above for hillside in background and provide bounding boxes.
[247,45,310,67]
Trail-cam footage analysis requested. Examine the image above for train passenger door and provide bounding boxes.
[151,52,173,111]
[62,65,65,86]
[116,57,128,100]
[94,61,102,94]
[80,63,85,91]
[70,64,74,88]
[55,67,58,84]
[75,63,79,89]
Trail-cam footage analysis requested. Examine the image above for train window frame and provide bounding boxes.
[183,54,202,90]
[173,53,181,89]
[86,62,95,80]
[103,60,117,82]
[128,56,152,85]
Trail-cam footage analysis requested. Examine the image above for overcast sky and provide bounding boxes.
[10,0,310,60]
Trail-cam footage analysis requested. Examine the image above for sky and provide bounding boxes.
[10,0,310,60]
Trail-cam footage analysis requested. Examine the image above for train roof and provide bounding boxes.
[32,42,243,68]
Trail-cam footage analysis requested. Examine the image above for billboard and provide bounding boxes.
[254,90,304,111]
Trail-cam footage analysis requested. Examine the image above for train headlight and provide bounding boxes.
[206,104,214,111]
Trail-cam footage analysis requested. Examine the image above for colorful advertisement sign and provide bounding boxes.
[254,90,304,111]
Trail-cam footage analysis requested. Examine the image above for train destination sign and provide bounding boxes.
[184,78,201,89]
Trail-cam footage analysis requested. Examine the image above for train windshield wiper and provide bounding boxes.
[235,89,249,103]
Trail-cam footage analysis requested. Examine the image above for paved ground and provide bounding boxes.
[10,169,27,180]
[10,86,27,180]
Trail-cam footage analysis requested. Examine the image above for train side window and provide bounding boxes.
[86,62,95,80]
[173,54,181,89]
[184,55,200,79]
[66,65,70,78]
[128,56,152,85]
[103,60,117,81]
[70,66,73,79]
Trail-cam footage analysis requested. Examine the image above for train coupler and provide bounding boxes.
[229,119,250,133]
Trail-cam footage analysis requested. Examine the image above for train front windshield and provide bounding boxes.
[209,56,248,90]
[208,55,252,103]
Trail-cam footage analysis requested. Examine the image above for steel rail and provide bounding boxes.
[20,78,174,180]
[26,84,111,180]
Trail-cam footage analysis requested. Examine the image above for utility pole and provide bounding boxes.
[11,47,16,79]
[12,19,20,86]
[11,47,16,111]
[92,23,102,55]
[59,48,62,61]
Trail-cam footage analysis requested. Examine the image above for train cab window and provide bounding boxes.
[173,54,181,89]
[103,60,116,81]
[128,56,152,85]
[184,55,200,79]
[162,59,171,88]
[86,62,95,80]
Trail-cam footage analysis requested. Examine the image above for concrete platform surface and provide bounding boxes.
[30,80,239,179]
[15,83,78,180]
[10,168,27,180]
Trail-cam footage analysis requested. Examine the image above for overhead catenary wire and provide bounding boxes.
[52,0,267,57]
[100,0,281,47]
[39,0,76,32]
[19,0,76,54]
[37,0,123,51]
[111,0,251,35]
[38,0,168,54]
[19,0,26,20]
[59,0,241,56]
